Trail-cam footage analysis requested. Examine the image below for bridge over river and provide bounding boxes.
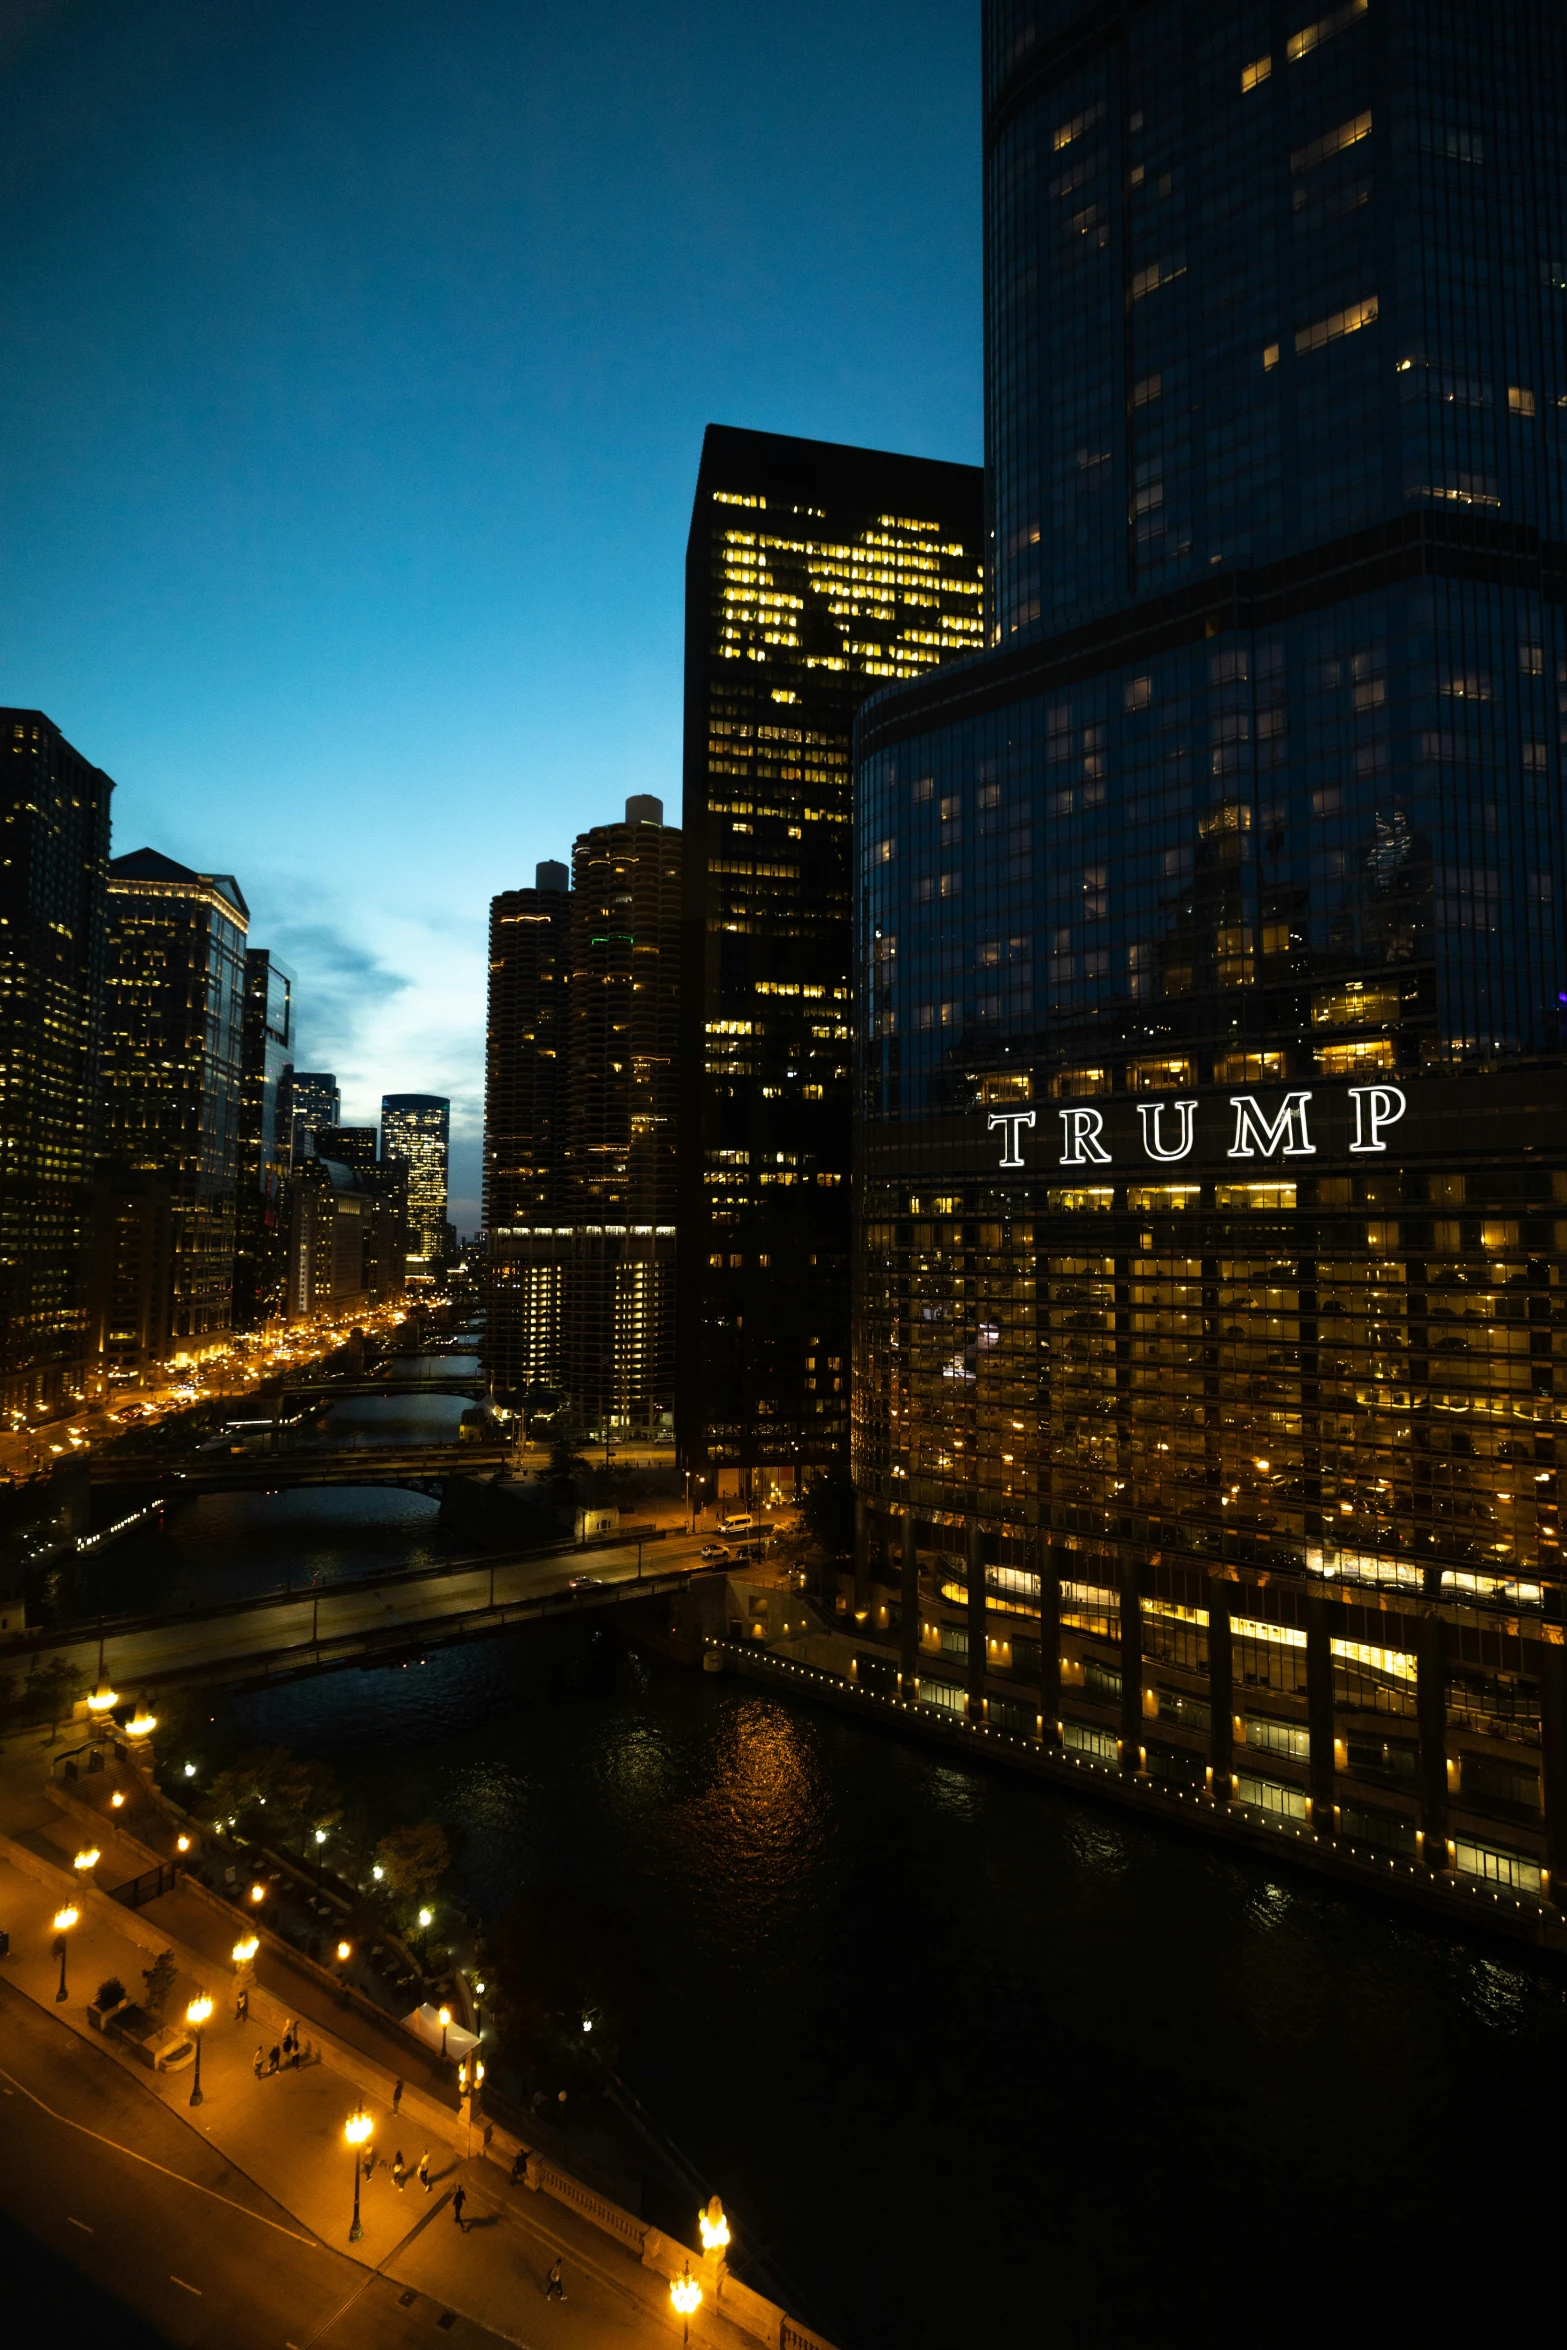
[89,1439,511,1498]
[8,1531,712,1694]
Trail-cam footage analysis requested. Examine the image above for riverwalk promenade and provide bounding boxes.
[0,1723,830,2350]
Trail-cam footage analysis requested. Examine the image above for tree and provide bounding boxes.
[802,1464,856,1559]
[482,1880,649,2082]
[27,1656,84,1741]
[203,1746,342,1851]
[374,1820,450,1910]
[142,1949,176,2018]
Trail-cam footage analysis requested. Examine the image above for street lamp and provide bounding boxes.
[670,2263,703,2345]
[345,2105,373,2242]
[72,1846,100,1880]
[86,1680,118,1720]
[698,2195,731,2258]
[126,1708,157,1739]
[438,2004,451,2060]
[336,1939,352,1966]
[313,1825,327,1895]
[186,1994,212,2106]
[51,1905,78,2001]
[417,1906,432,1967]
[232,1934,259,1968]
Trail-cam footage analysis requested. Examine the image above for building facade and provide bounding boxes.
[853,0,1567,1902]
[487,807,681,1433]
[234,947,295,1331]
[286,1152,366,1319]
[381,1093,450,1272]
[0,711,113,1419]
[484,861,571,1403]
[103,849,248,1361]
[677,426,984,1505]
[314,1125,379,1171]
[291,1072,339,1158]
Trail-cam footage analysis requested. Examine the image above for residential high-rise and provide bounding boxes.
[291,1072,340,1159]
[0,711,113,1420]
[487,805,682,1433]
[677,427,984,1508]
[103,849,248,1361]
[484,860,571,1402]
[853,0,1567,1904]
[381,1094,450,1271]
[234,948,295,1331]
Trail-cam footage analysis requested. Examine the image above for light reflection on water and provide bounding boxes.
[54,1405,1567,2350]
[202,1622,1567,2350]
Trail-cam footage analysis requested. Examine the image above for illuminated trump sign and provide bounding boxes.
[987,1084,1407,1170]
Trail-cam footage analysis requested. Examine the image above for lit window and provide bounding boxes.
[1241,54,1272,90]
[1296,295,1378,353]
[1509,386,1537,416]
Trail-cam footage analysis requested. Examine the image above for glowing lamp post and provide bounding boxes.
[232,1933,259,1987]
[86,1680,118,1724]
[72,1846,100,1882]
[698,2194,731,2264]
[438,2004,451,2061]
[51,1905,79,2002]
[186,1994,212,2106]
[417,1906,433,1967]
[126,1708,157,1756]
[336,1939,352,1968]
[670,2263,703,2345]
[345,2106,373,2241]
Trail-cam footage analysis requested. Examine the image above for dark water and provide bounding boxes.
[60,1376,1567,2347]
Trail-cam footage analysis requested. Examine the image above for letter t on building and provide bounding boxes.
[988,1110,1036,1167]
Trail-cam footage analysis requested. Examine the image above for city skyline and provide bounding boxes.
[0,0,981,1225]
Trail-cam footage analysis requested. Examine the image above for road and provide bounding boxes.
[12,1533,713,1690]
[0,1977,514,2350]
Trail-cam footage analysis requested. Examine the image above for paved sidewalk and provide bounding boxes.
[0,1832,763,2350]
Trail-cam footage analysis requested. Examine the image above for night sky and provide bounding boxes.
[0,0,980,1220]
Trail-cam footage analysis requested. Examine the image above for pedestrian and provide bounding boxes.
[268,2043,281,2075]
[392,2077,403,2115]
[452,2185,467,2232]
[363,2147,376,2182]
[235,1985,249,2024]
[544,2259,566,2302]
[253,2045,264,2080]
[417,2150,431,2193]
[510,2149,528,2187]
[392,2150,407,2193]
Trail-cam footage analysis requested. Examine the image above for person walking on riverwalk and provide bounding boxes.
[235,1985,249,2024]
[392,2151,407,2192]
[253,2046,264,2079]
[392,2077,403,2115]
[545,2260,566,2302]
[268,2043,280,2075]
[452,2185,467,2232]
[418,2150,431,2193]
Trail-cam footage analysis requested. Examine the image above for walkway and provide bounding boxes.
[0,1734,789,2350]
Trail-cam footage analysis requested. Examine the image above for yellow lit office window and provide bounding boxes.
[1128,1056,1194,1091]
[1316,1039,1396,1075]
[1241,54,1272,90]
[1049,1066,1111,1098]
[1214,1182,1298,1210]
[1127,1185,1199,1213]
[1047,1187,1115,1211]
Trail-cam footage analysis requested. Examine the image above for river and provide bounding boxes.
[36,1360,1567,2347]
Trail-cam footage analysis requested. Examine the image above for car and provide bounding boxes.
[567,1573,604,1591]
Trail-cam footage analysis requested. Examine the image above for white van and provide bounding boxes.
[718,1512,755,1533]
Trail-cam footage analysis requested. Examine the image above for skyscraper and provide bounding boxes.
[234,948,295,1331]
[677,426,984,1509]
[0,711,113,1420]
[484,860,571,1401]
[103,849,248,1360]
[314,1126,379,1171]
[291,1071,340,1158]
[486,805,681,1433]
[854,0,1567,1900]
[381,1094,450,1271]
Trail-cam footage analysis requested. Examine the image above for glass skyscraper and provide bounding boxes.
[234,947,295,1330]
[380,1093,450,1271]
[678,425,984,1508]
[854,0,1567,1906]
[0,711,112,1418]
[104,848,249,1358]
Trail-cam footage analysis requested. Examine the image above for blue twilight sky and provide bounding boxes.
[0,0,981,1225]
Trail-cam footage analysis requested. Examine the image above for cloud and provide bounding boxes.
[261,916,414,1070]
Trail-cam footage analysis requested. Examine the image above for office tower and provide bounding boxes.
[561,796,681,1433]
[291,1071,339,1158]
[315,1126,379,1171]
[360,1159,409,1306]
[380,1094,450,1271]
[103,849,248,1361]
[0,711,112,1419]
[287,1157,365,1318]
[234,948,296,1331]
[487,807,682,1432]
[854,0,1567,1903]
[677,426,984,1509]
[484,859,571,1402]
